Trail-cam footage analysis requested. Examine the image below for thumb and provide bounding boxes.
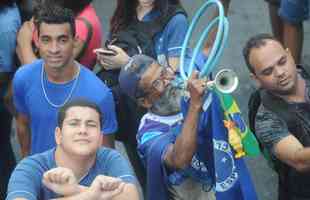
[189,70,199,80]
[108,45,124,53]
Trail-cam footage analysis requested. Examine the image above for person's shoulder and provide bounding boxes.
[256,103,281,121]
[16,149,54,172]
[14,60,43,82]
[95,147,125,166]
[79,65,107,84]
[255,103,288,135]
[166,13,187,27]
[80,66,112,95]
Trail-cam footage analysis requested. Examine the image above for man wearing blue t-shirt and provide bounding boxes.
[6,99,139,200]
[13,5,117,157]
[118,55,215,200]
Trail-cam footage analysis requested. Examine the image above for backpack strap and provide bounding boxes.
[248,89,261,134]
[76,17,93,61]
[298,64,310,79]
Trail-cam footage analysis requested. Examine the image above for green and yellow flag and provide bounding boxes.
[216,92,260,157]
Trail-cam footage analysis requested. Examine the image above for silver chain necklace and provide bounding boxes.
[41,62,80,108]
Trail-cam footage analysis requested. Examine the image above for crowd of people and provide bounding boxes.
[0,0,309,200]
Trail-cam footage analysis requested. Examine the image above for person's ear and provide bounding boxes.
[34,29,39,48]
[137,97,152,109]
[55,127,62,145]
[250,72,262,89]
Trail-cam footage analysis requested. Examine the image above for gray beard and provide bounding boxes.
[150,85,183,116]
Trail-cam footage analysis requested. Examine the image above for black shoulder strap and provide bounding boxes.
[76,17,93,61]
[248,89,261,133]
[298,64,310,79]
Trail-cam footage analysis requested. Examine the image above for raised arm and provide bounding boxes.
[164,71,207,169]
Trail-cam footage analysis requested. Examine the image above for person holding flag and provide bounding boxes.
[118,54,259,200]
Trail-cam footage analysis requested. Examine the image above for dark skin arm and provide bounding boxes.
[164,71,207,169]
[16,113,31,158]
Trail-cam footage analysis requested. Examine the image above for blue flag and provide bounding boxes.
[209,92,258,200]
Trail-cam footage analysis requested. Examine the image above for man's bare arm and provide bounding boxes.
[164,71,206,169]
[274,134,310,172]
[16,113,31,158]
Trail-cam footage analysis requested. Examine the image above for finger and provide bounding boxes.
[104,179,122,191]
[189,70,199,80]
[107,45,122,52]
[100,183,125,200]
[60,172,70,184]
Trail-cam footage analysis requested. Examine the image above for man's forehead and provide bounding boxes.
[39,22,72,37]
[250,40,285,65]
[65,106,99,119]
[141,62,160,80]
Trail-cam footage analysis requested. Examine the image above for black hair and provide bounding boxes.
[0,0,16,7]
[42,0,92,16]
[243,33,280,74]
[35,4,76,37]
[57,99,102,128]
[110,0,182,35]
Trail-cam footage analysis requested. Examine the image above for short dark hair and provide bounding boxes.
[243,33,280,74]
[40,0,93,16]
[35,4,76,37]
[57,99,102,128]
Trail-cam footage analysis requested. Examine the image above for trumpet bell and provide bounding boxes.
[213,69,239,94]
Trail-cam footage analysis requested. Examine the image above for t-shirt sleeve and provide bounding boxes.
[13,69,29,116]
[98,90,118,134]
[255,105,290,155]
[165,14,188,57]
[102,149,137,184]
[6,157,44,200]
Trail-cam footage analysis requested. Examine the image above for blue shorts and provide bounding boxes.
[279,0,309,24]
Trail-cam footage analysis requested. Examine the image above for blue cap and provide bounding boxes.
[119,55,155,100]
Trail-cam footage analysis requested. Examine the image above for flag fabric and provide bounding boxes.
[209,92,258,200]
[139,91,258,200]
[217,92,260,156]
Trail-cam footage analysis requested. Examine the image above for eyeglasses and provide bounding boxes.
[135,64,175,100]
[151,66,175,92]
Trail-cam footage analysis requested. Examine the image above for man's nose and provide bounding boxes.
[275,66,285,77]
[78,124,87,134]
[164,68,175,80]
[49,41,60,53]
